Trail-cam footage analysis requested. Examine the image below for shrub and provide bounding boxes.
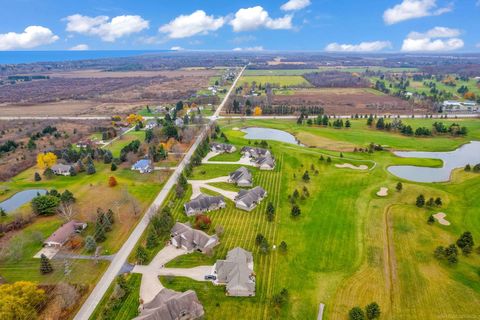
[108,176,118,187]
[194,214,211,230]
[291,205,301,218]
[85,235,97,253]
[349,306,366,320]
[365,302,381,320]
[136,245,148,265]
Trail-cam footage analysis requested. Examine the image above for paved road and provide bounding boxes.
[217,113,480,119]
[73,65,246,320]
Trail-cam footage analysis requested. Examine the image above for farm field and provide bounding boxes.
[243,69,321,76]
[141,118,480,319]
[238,75,312,88]
[271,88,415,115]
[317,66,419,73]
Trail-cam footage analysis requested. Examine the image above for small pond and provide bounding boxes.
[241,127,304,146]
[388,141,480,183]
[0,189,47,213]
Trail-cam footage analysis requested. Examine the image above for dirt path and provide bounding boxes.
[383,205,397,309]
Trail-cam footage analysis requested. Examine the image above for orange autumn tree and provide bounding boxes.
[253,106,262,116]
[108,176,118,187]
[37,152,57,169]
[464,92,476,101]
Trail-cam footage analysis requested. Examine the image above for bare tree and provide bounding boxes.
[122,188,141,216]
[57,202,76,222]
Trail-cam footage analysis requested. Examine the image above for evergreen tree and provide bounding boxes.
[40,254,53,274]
[136,245,148,264]
[302,171,310,182]
[0,208,6,217]
[146,227,159,249]
[428,215,435,224]
[396,182,403,192]
[434,197,442,206]
[291,205,301,218]
[416,194,425,207]
[349,306,366,320]
[279,241,287,253]
[111,162,117,171]
[95,223,106,242]
[464,164,471,171]
[85,235,96,253]
[86,163,96,175]
[365,302,381,320]
[34,172,42,181]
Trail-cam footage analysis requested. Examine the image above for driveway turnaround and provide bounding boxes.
[132,245,188,303]
[202,152,255,167]
[188,176,237,201]
[157,265,213,282]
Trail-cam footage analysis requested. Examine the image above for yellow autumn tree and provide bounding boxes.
[253,106,262,116]
[37,152,57,169]
[464,92,476,101]
[126,114,144,125]
[0,281,45,319]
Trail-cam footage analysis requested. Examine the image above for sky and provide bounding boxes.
[0,0,479,52]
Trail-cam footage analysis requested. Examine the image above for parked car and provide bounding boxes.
[204,275,216,280]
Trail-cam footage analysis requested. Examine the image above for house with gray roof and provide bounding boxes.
[240,146,270,159]
[255,154,275,170]
[44,221,87,247]
[184,194,226,216]
[213,247,255,297]
[241,147,275,170]
[228,167,253,187]
[211,142,236,154]
[134,288,204,320]
[235,186,267,211]
[170,222,218,253]
[51,163,73,176]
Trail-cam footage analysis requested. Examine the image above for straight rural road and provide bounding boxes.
[73,65,246,320]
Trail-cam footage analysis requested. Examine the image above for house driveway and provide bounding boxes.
[188,176,237,201]
[132,245,187,303]
[158,265,213,281]
[202,152,255,167]
[34,247,59,259]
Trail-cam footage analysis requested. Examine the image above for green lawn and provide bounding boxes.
[105,130,145,157]
[238,75,312,88]
[146,118,480,319]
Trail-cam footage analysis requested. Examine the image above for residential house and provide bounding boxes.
[135,289,204,320]
[229,167,253,187]
[44,221,87,247]
[145,120,159,130]
[131,159,153,174]
[75,139,94,148]
[175,118,184,127]
[211,143,236,154]
[170,222,218,253]
[51,164,73,176]
[184,194,226,216]
[255,154,275,170]
[442,100,478,112]
[235,186,267,211]
[213,247,255,297]
[240,147,271,159]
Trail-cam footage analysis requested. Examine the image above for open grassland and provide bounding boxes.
[105,129,145,157]
[159,119,480,319]
[243,69,321,76]
[238,75,312,88]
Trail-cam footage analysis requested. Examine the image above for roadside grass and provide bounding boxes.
[89,273,142,320]
[238,75,312,88]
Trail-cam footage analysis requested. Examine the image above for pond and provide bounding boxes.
[388,141,480,183]
[241,127,304,146]
[0,189,47,214]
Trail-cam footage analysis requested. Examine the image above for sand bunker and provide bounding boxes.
[335,163,368,170]
[376,187,388,197]
[433,212,451,226]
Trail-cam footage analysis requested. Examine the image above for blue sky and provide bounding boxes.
[0,0,478,52]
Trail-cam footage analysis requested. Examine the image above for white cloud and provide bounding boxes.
[0,26,59,50]
[70,44,89,51]
[159,10,224,39]
[407,26,461,39]
[281,0,311,11]
[401,27,464,52]
[230,6,292,32]
[477,43,480,48]
[65,14,149,42]
[325,41,392,52]
[383,0,452,25]
[232,46,264,52]
[170,46,184,51]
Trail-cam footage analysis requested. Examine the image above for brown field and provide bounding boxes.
[272,88,423,114]
[0,69,219,116]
